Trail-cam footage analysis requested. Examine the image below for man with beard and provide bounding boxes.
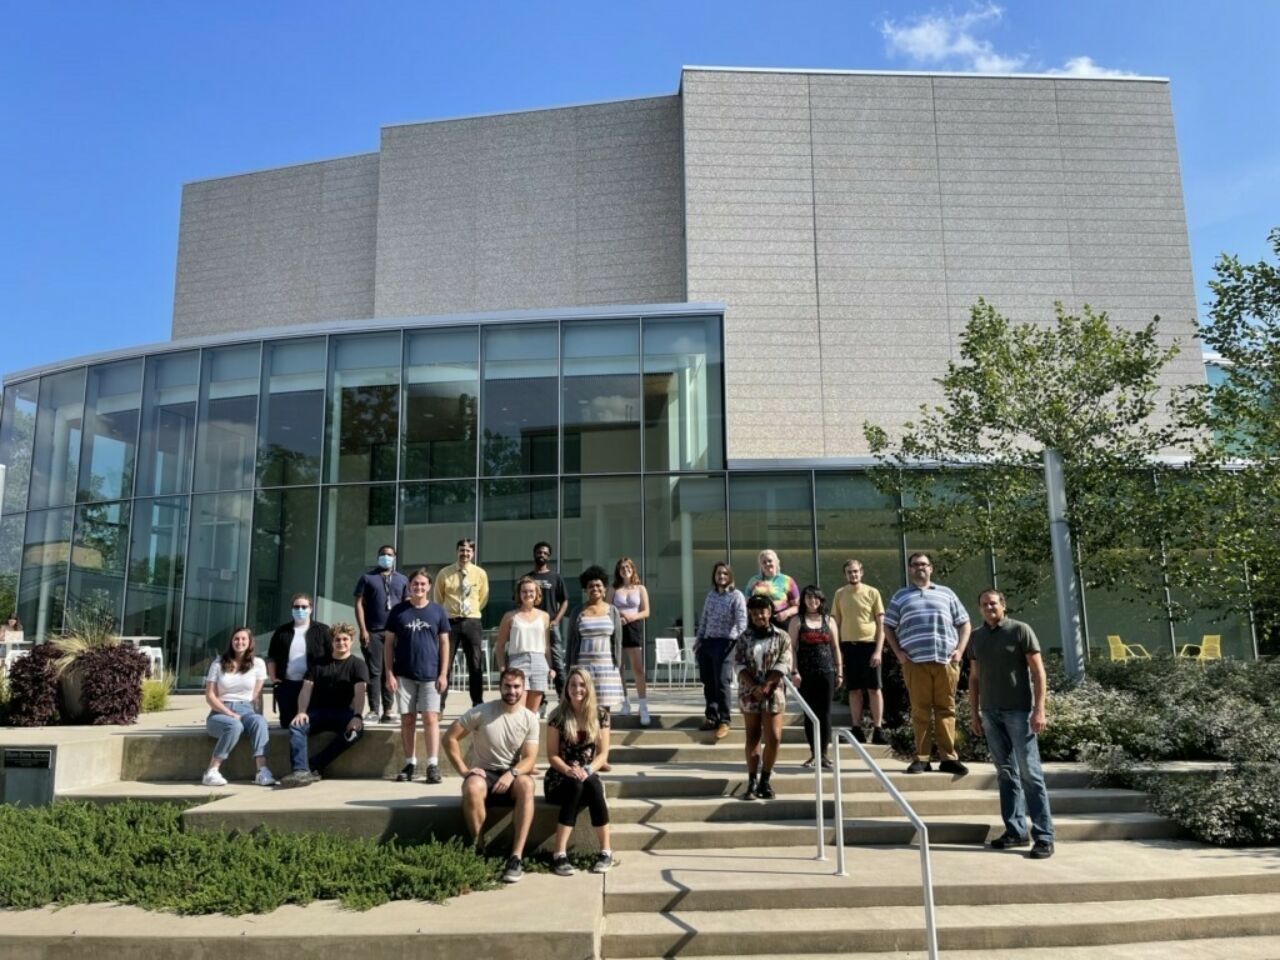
[443,668,540,883]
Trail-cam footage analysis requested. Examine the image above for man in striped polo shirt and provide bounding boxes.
[883,552,971,776]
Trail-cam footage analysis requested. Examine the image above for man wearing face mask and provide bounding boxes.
[354,544,409,724]
[266,593,333,729]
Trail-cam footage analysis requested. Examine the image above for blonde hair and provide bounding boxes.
[513,575,544,606]
[558,667,601,745]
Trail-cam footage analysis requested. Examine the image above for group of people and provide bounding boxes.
[201,541,1056,876]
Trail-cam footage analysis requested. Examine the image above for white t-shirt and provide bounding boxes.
[205,656,267,703]
[286,625,309,680]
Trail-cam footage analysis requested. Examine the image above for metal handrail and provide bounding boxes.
[779,675,825,861]
[832,727,939,960]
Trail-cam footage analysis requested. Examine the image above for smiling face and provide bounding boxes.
[979,590,1007,625]
[758,552,779,577]
[585,579,606,603]
[618,559,634,581]
[567,670,588,705]
[456,542,475,566]
[518,580,538,608]
[231,629,252,653]
[748,604,772,630]
[408,573,430,604]
[714,564,731,589]
[331,632,354,660]
[804,591,822,613]
[499,673,525,704]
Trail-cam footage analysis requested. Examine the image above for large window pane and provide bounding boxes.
[326,333,400,483]
[123,496,188,669]
[562,320,640,474]
[644,316,725,472]
[0,380,39,514]
[136,352,199,498]
[0,514,24,621]
[482,324,557,476]
[1082,579,1171,660]
[404,327,479,480]
[729,473,816,592]
[644,474,728,654]
[248,487,319,634]
[400,481,476,570]
[67,500,131,630]
[194,344,260,492]
[257,338,326,487]
[479,478,558,628]
[178,491,252,686]
[561,476,643,589]
[18,507,73,640]
[28,368,86,510]
[815,473,902,598]
[316,484,396,626]
[78,360,142,503]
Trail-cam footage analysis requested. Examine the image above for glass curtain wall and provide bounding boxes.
[67,500,131,628]
[479,478,558,629]
[258,338,326,487]
[482,324,557,477]
[0,380,39,515]
[326,334,400,484]
[403,327,479,480]
[562,320,640,474]
[28,368,86,511]
[77,359,142,505]
[729,473,816,593]
[814,473,903,599]
[193,345,260,493]
[136,352,199,498]
[179,491,252,686]
[561,475,644,594]
[0,515,22,619]
[123,496,188,661]
[643,316,725,472]
[18,507,73,639]
[644,474,728,649]
[248,487,320,634]
[316,484,396,627]
[400,481,476,571]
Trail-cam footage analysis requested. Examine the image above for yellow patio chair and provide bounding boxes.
[1106,634,1152,662]
[1177,634,1222,663]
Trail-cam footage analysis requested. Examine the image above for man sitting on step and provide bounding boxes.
[278,622,369,788]
[444,668,540,884]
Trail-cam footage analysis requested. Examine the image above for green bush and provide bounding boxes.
[140,676,172,713]
[1147,763,1280,846]
[0,800,500,914]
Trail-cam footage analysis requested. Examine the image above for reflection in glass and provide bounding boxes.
[178,491,252,686]
[729,473,816,590]
[400,481,476,570]
[248,486,319,632]
[326,333,400,484]
[482,324,557,476]
[814,474,902,596]
[123,497,188,667]
[561,475,643,588]
[479,478,557,628]
[28,368,86,510]
[136,352,199,498]
[78,360,142,503]
[0,380,39,514]
[258,339,326,487]
[67,500,131,629]
[404,327,478,480]
[644,474,728,663]
[562,320,640,474]
[18,507,73,640]
[644,316,724,472]
[194,344,260,492]
[316,484,396,626]
[0,514,24,620]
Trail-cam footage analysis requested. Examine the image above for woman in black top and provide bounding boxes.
[544,666,614,876]
[788,585,843,769]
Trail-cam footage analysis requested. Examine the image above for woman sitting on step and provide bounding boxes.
[543,667,614,876]
[202,627,276,787]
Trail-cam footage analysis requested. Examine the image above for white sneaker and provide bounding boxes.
[254,767,278,786]
[638,701,651,727]
[202,768,228,787]
[619,700,632,716]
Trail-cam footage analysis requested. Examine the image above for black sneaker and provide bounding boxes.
[851,726,866,743]
[424,763,442,785]
[590,852,614,874]
[870,727,889,745]
[552,855,575,877]
[277,770,314,789]
[756,779,775,800]
[700,718,717,731]
[379,713,395,725]
[502,855,524,883]
[937,759,969,777]
[743,778,759,800]
[396,762,417,782]
[1030,840,1056,859]
[905,760,931,774]
[989,831,1031,849]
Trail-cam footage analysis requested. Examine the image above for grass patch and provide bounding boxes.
[0,800,500,914]
[140,675,173,713]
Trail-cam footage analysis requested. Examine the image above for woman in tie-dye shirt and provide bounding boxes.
[744,549,800,629]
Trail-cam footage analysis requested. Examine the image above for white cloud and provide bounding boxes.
[1048,56,1137,79]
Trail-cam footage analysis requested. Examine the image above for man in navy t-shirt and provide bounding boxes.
[384,568,451,784]
[354,544,409,723]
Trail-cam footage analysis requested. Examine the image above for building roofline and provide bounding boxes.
[182,150,381,189]
[1,302,727,384]
[380,92,676,133]
[682,64,1168,83]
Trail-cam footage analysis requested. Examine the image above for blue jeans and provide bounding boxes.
[982,707,1054,843]
[288,707,362,775]
[206,702,269,760]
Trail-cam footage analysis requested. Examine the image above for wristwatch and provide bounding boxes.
[508,767,521,778]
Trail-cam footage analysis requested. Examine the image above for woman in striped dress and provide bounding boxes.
[565,565,625,711]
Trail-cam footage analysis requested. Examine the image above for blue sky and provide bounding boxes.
[2,0,1277,379]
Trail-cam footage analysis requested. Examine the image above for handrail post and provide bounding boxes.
[781,675,825,861]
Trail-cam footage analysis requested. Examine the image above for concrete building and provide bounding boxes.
[1,67,1235,686]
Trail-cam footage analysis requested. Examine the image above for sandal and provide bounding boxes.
[801,756,815,769]
[821,756,833,770]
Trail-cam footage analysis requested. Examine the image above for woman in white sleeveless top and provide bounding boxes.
[496,576,553,714]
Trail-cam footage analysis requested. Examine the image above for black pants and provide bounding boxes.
[452,618,485,706]
[289,706,362,775]
[362,636,392,715]
[697,637,734,724]
[798,669,835,754]
[549,624,565,698]
[545,774,610,828]
[275,679,303,729]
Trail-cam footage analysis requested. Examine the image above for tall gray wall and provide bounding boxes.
[682,68,1203,460]
[373,96,685,317]
[172,154,379,339]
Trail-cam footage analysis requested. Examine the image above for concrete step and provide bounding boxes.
[618,939,1280,960]
[608,742,868,764]
[602,893,1280,956]
[610,725,833,746]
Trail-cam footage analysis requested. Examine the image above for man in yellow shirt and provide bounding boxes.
[831,559,886,744]
[434,539,490,707]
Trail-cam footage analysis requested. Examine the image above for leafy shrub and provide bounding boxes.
[140,675,172,713]
[76,644,150,724]
[6,644,60,726]
[1147,763,1280,846]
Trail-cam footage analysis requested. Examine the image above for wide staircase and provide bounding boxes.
[42,699,1280,957]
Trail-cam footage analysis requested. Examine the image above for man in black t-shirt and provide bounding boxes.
[525,540,569,705]
[280,623,369,788]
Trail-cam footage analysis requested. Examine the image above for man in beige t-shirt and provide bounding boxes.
[831,559,887,744]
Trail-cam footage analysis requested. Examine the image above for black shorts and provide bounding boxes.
[842,642,882,691]
[468,769,519,805]
[622,620,644,649]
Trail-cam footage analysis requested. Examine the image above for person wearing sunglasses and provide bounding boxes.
[266,592,333,729]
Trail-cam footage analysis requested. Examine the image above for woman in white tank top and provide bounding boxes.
[496,576,553,713]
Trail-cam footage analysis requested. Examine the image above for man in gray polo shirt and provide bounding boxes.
[968,589,1055,859]
[884,552,971,775]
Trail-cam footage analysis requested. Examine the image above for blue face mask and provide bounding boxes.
[378,555,395,570]
[291,606,310,622]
